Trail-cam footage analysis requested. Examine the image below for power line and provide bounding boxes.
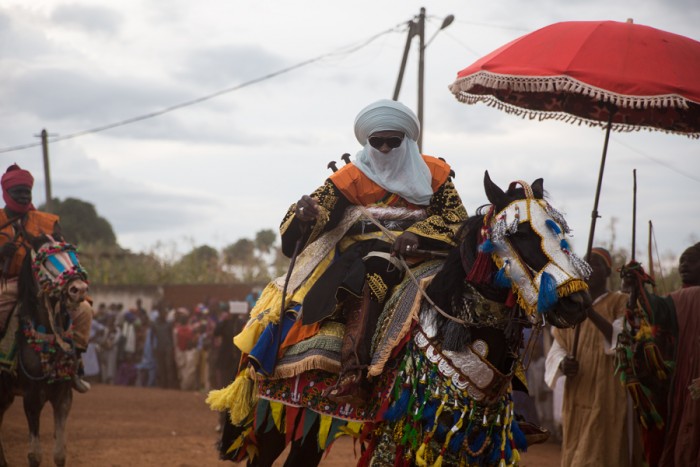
[613,137,700,184]
[0,24,405,155]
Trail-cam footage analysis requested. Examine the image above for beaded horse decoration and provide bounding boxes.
[29,236,89,353]
[373,173,591,467]
[477,178,591,325]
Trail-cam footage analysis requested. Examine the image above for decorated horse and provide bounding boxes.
[0,234,89,467]
[208,172,592,466]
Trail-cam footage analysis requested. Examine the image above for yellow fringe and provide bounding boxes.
[433,455,443,467]
[205,372,258,425]
[273,355,341,379]
[556,279,588,298]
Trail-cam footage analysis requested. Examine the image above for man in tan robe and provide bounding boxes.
[545,247,640,467]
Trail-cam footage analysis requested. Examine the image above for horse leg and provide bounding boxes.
[23,388,45,467]
[0,385,15,467]
[50,385,72,467]
[283,417,324,467]
[246,424,287,467]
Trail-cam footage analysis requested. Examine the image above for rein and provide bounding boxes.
[356,205,467,325]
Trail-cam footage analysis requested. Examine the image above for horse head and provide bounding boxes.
[480,171,591,328]
[25,234,89,315]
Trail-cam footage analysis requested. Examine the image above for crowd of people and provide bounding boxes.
[81,298,249,394]
[1,95,697,466]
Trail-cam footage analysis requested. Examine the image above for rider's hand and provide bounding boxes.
[391,232,419,257]
[295,195,319,222]
[559,356,579,377]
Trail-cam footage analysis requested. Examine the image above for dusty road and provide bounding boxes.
[3,384,561,466]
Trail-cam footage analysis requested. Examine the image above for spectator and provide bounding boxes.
[152,307,178,389]
[545,247,640,466]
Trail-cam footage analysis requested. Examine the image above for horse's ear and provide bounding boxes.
[484,171,509,210]
[531,178,544,199]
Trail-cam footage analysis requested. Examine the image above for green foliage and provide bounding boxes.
[39,196,290,285]
[41,197,117,246]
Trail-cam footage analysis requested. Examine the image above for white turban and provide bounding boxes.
[352,99,433,206]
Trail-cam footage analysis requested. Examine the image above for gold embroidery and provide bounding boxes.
[367,273,388,303]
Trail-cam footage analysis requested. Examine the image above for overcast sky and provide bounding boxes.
[1,0,698,271]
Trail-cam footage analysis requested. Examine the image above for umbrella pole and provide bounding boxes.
[572,112,614,359]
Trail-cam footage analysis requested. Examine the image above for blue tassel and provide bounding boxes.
[435,422,448,441]
[469,430,486,452]
[560,238,570,250]
[545,219,561,235]
[479,238,495,253]
[511,420,527,450]
[504,437,512,460]
[537,271,558,313]
[384,387,410,422]
[494,264,511,288]
[422,399,438,424]
[488,433,501,463]
[449,430,466,452]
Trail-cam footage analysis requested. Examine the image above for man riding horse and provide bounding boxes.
[0,163,92,393]
[246,99,468,405]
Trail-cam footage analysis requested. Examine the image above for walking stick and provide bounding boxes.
[572,111,615,360]
[273,222,308,367]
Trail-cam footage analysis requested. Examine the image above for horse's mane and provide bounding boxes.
[17,233,59,324]
[424,204,519,352]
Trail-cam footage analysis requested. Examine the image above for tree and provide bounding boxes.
[40,197,117,246]
[255,229,276,254]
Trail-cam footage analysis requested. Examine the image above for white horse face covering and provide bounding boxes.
[352,100,433,206]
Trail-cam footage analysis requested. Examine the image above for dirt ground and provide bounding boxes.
[3,384,561,466]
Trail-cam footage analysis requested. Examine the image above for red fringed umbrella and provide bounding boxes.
[449,19,700,260]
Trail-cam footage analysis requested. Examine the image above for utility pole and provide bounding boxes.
[416,7,426,152]
[34,129,53,212]
[392,8,454,152]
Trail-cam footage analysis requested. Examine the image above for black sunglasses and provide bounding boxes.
[368,135,404,150]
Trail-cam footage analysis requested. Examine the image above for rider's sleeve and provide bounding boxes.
[279,180,351,258]
[406,178,468,249]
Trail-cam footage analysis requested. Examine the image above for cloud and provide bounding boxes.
[50,4,123,36]
[180,44,289,88]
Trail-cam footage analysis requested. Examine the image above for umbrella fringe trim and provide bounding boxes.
[452,91,699,139]
[449,72,695,110]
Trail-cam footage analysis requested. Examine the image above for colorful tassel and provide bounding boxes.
[545,219,561,235]
[206,371,258,425]
[385,386,411,422]
[537,271,558,313]
[494,261,511,288]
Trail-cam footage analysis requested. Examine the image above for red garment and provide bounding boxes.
[1,164,35,214]
[659,286,700,466]
[175,324,194,351]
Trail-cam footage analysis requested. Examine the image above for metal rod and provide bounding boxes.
[393,21,415,101]
[417,7,426,152]
[584,112,615,263]
[648,220,656,293]
[574,110,615,359]
[632,169,637,261]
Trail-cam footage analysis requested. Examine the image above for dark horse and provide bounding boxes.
[213,172,592,466]
[0,235,88,467]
